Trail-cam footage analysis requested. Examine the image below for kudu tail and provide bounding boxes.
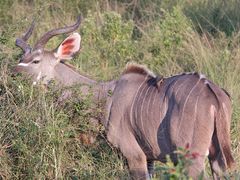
[207,83,235,170]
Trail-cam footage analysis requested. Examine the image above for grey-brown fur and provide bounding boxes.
[15,17,235,180]
[107,66,234,179]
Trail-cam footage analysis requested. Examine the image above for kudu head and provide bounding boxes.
[15,16,81,85]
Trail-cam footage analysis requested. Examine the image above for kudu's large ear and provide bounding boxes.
[56,32,81,60]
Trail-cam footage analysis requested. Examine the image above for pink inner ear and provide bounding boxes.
[57,33,81,58]
[62,45,74,55]
[62,38,75,46]
[62,50,72,55]
[63,45,74,51]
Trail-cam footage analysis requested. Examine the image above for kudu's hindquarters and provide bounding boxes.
[107,64,235,180]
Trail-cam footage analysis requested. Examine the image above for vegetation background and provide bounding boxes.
[0,0,240,179]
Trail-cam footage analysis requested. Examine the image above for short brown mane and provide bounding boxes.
[122,63,155,77]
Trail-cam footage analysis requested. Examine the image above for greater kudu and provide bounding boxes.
[14,16,235,179]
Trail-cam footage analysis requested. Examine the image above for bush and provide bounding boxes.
[0,0,240,179]
[79,11,136,80]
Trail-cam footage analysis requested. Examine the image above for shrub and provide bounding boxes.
[0,0,239,179]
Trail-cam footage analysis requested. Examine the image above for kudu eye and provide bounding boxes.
[32,60,40,64]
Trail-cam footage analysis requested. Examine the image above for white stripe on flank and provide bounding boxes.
[174,78,189,96]
[135,82,148,126]
[190,85,205,147]
[130,76,148,125]
[177,78,201,142]
[140,83,152,135]
[18,63,29,67]
[148,85,158,124]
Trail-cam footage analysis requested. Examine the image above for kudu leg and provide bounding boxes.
[127,157,149,180]
[208,134,226,180]
[118,135,149,179]
[208,151,227,180]
[187,157,205,179]
[147,160,154,178]
[209,157,221,180]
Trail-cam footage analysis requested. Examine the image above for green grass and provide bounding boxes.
[0,0,240,179]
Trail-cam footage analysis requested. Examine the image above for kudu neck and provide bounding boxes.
[54,62,116,128]
[54,62,97,86]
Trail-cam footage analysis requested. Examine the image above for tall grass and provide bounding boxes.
[0,0,240,179]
